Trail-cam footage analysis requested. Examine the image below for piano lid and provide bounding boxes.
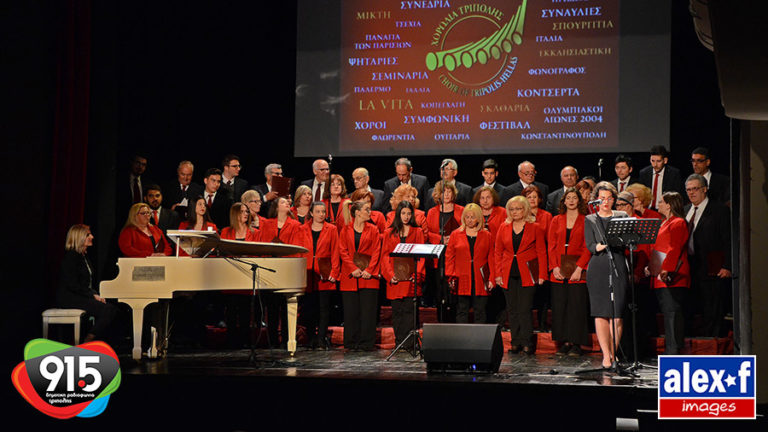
[167,230,307,257]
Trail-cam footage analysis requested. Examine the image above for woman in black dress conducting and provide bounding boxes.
[584,182,629,368]
[56,224,117,343]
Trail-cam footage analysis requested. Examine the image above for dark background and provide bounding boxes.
[3,1,729,371]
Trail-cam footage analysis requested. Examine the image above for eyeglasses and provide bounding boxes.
[138,211,151,216]
[229,164,241,169]
[248,200,261,204]
[509,207,524,211]
[686,186,704,193]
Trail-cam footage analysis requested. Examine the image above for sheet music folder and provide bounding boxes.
[390,243,445,259]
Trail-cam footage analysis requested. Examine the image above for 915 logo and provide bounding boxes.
[11,339,121,419]
[658,355,756,419]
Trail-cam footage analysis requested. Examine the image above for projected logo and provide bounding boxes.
[11,339,121,419]
[658,356,756,419]
[426,0,527,96]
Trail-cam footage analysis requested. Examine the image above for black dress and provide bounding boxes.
[584,211,629,318]
[56,250,117,339]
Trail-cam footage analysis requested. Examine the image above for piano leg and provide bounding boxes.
[286,294,298,355]
[120,298,157,361]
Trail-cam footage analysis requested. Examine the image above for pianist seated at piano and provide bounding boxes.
[58,224,117,343]
[178,196,218,232]
[118,202,173,257]
[220,202,259,241]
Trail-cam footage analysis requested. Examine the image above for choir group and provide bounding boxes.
[58,146,733,365]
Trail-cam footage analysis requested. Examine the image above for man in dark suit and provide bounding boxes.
[638,145,685,210]
[472,158,505,199]
[425,158,473,211]
[252,163,283,216]
[690,147,730,206]
[300,159,330,203]
[164,160,203,220]
[500,160,549,206]
[117,154,152,222]
[351,167,386,213]
[202,168,232,229]
[684,173,732,337]
[219,154,249,203]
[382,157,430,212]
[610,154,636,194]
[546,166,579,213]
[144,184,180,235]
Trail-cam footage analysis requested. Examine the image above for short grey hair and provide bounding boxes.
[441,158,457,171]
[518,161,535,172]
[264,163,282,176]
[685,173,708,188]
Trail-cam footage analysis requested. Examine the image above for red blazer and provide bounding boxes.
[425,204,464,245]
[385,209,429,237]
[178,220,218,232]
[380,227,426,299]
[483,206,507,242]
[338,223,381,291]
[547,213,591,283]
[651,216,690,289]
[642,208,663,219]
[119,225,172,257]
[259,217,301,245]
[533,209,553,236]
[446,229,495,296]
[494,221,548,288]
[324,198,350,232]
[296,222,341,292]
[219,226,259,242]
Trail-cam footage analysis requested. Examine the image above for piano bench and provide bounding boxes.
[42,308,87,345]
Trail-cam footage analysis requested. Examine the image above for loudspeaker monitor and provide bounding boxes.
[422,323,503,374]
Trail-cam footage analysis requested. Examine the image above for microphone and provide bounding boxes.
[598,158,604,166]
[588,199,602,205]
[441,160,450,170]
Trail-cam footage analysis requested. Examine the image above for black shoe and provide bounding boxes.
[567,345,583,357]
[556,343,571,356]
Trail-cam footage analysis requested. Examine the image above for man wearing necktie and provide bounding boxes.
[610,154,635,193]
[220,154,249,202]
[684,173,732,337]
[144,184,179,239]
[300,159,330,203]
[638,145,685,210]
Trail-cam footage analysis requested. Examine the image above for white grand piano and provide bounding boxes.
[101,231,307,360]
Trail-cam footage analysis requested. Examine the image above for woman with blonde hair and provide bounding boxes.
[625,183,662,219]
[57,224,116,342]
[446,203,495,324]
[241,189,266,229]
[494,196,547,354]
[119,202,172,257]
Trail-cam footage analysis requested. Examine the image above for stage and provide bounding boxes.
[12,343,765,431]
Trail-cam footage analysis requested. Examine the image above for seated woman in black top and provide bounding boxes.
[56,224,117,343]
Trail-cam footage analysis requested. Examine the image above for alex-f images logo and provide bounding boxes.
[658,355,756,419]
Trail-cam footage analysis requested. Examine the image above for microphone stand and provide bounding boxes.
[224,256,276,365]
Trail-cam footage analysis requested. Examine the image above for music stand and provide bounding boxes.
[607,217,661,373]
[386,243,445,360]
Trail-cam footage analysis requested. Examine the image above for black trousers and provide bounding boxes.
[317,290,333,341]
[456,295,488,324]
[391,297,417,346]
[550,281,591,346]
[503,277,536,347]
[60,297,117,341]
[342,289,379,349]
[656,286,687,354]
[691,261,728,337]
[264,293,288,347]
